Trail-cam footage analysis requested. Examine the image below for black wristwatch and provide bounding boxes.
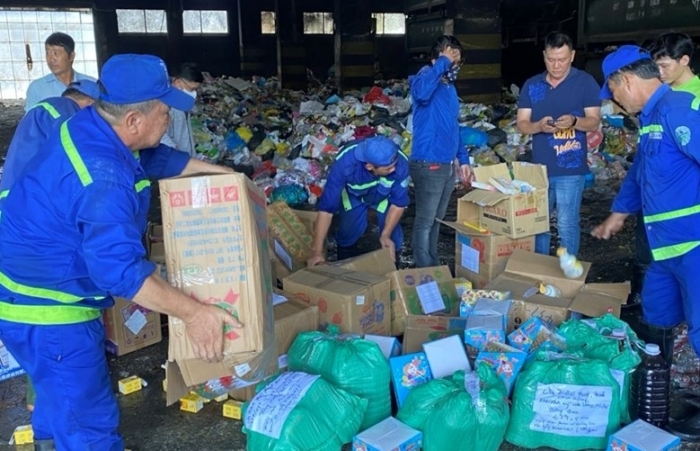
[571,115,578,127]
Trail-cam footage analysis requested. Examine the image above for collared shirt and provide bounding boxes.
[24,70,96,112]
[1,97,80,190]
[160,108,196,156]
[317,140,410,214]
[0,106,190,316]
[518,67,601,177]
[676,75,700,97]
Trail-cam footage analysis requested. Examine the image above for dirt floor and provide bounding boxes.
[0,103,698,450]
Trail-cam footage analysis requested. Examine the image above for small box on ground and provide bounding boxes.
[606,419,681,451]
[11,425,33,445]
[352,417,422,451]
[118,376,143,395]
[179,393,204,413]
[223,399,243,419]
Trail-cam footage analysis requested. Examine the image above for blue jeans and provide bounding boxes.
[535,175,586,256]
[0,318,123,450]
[410,161,455,267]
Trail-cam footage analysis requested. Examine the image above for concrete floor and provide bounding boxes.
[0,103,699,450]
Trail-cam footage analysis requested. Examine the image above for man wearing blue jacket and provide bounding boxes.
[0,54,241,451]
[593,45,700,439]
[409,35,471,268]
[307,135,409,265]
[1,80,100,190]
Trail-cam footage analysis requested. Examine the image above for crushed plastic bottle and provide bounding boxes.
[557,247,584,279]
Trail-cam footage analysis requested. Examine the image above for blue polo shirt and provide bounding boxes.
[518,67,601,177]
[1,97,80,190]
[0,106,190,324]
[25,71,96,113]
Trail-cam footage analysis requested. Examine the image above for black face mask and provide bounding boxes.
[445,65,461,83]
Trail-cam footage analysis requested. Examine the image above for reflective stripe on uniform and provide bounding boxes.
[0,301,100,325]
[0,270,105,304]
[341,189,352,211]
[0,190,8,200]
[32,102,61,119]
[377,199,389,213]
[135,180,151,193]
[692,97,700,111]
[652,241,700,261]
[644,204,700,224]
[60,122,93,187]
[639,124,663,135]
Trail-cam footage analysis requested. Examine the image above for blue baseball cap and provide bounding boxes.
[355,136,400,167]
[600,45,652,99]
[98,54,194,111]
[64,80,100,99]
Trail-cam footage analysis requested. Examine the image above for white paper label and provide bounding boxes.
[356,295,365,306]
[244,372,319,439]
[461,244,480,273]
[609,368,625,401]
[415,281,446,314]
[272,293,288,306]
[274,239,294,271]
[124,309,147,335]
[530,383,613,437]
[234,363,251,377]
[278,354,288,369]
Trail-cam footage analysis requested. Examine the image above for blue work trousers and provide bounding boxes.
[335,201,403,251]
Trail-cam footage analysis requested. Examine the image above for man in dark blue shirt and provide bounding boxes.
[307,136,410,265]
[517,32,601,257]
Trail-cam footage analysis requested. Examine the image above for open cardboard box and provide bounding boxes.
[485,250,629,331]
[457,163,549,239]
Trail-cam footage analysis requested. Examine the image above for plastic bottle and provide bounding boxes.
[630,343,670,428]
[610,328,626,353]
[556,247,584,279]
[539,283,561,298]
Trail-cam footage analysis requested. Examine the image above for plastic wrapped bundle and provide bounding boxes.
[287,330,390,430]
[242,371,367,451]
[397,365,509,451]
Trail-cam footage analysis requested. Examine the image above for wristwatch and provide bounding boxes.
[571,115,578,127]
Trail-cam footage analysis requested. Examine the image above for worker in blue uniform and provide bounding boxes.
[593,45,700,440]
[307,135,410,265]
[0,54,242,451]
[1,80,100,191]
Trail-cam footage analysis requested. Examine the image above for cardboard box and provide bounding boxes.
[485,250,629,332]
[441,222,535,288]
[423,334,471,379]
[331,248,397,276]
[267,201,315,274]
[11,425,33,445]
[0,339,25,382]
[507,316,563,354]
[402,315,468,355]
[365,334,402,359]
[464,314,506,352]
[459,289,511,317]
[146,223,165,264]
[606,420,681,451]
[180,393,204,413]
[475,341,527,396]
[160,173,275,391]
[386,266,460,336]
[283,266,391,335]
[389,352,432,407]
[352,417,423,451]
[223,399,243,419]
[457,162,549,239]
[103,297,162,356]
[118,376,144,395]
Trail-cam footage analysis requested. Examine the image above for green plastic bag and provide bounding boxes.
[397,365,510,451]
[506,355,621,450]
[242,371,368,451]
[287,329,391,430]
[557,314,642,423]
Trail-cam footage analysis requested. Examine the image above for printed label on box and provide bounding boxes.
[461,244,480,273]
[415,281,446,314]
[124,309,148,335]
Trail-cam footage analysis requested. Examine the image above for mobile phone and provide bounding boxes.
[547,119,556,126]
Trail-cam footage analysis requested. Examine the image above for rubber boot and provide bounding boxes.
[623,263,646,310]
[635,321,674,365]
[34,440,56,451]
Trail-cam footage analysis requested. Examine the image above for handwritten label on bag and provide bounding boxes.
[244,372,319,439]
[530,383,612,437]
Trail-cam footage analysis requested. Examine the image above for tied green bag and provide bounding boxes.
[557,314,642,424]
[242,371,368,451]
[397,365,510,451]
[506,355,621,450]
[287,329,391,430]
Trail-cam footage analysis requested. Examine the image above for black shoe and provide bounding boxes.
[668,411,700,441]
[623,263,647,310]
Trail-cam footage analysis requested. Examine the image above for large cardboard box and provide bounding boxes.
[485,250,628,332]
[402,315,468,354]
[386,266,459,336]
[159,173,276,392]
[283,266,391,335]
[267,201,314,275]
[0,339,24,382]
[441,221,535,288]
[103,297,162,356]
[331,248,397,276]
[458,163,549,239]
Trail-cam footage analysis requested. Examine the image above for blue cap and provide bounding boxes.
[65,80,100,99]
[355,136,399,167]
[98,54,194,111]
[600,45,652,99]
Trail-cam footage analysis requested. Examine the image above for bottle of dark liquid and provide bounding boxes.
[630,343,670,428]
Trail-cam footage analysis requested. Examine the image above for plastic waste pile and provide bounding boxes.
[587,100,639,185]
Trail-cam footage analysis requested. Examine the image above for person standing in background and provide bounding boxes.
[160,63,203,157]
[409,35,471,268]
[516,32,601,257]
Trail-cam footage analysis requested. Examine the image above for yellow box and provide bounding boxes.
[118,376,143,395]
[223,400,242,419]
[180,394,204,413]
[162,378,167,392]
[12,425,34,445]
[214,393,229,402]
[190,391,211,403]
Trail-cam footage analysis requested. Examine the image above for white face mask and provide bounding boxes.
[184,89,197,100]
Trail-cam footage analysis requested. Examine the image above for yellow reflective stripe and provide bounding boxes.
[349,180,379,190]
[692,97,700,111]
[341,189,352,211]
[0,190,8,200]
[398,150,408,161]
[0,301,100,325]
[377,199,389,213]
[33,102,60,119]
[135,180,151,193]
[644,204,700,223]
[652,241,700,261]
[336,143,359,160]
[132,151,140,161]
[0,270,104,304]
[60,122,93,187]
[639,124,663,135]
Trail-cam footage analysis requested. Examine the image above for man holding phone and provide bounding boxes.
[516,32,602,257]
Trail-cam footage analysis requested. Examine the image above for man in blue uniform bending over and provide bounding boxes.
[307,135,409,265]
[0,54,241,451]
[593,45,700,439]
